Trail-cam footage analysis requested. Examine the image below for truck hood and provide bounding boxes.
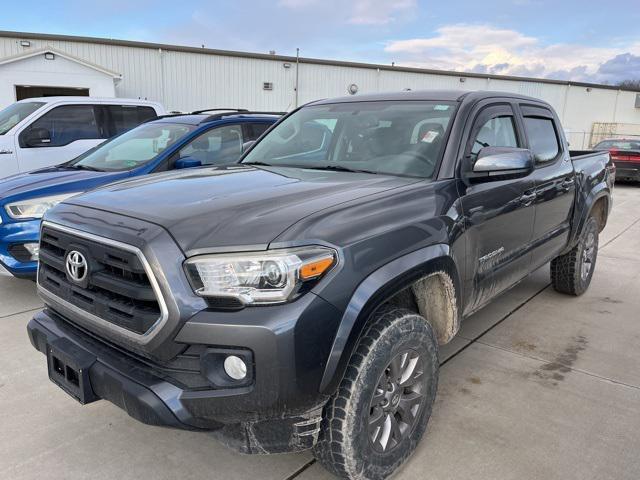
[64,165,418,253]
[0,166,129,204]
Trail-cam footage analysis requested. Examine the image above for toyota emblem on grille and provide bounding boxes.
[66,250,88,283]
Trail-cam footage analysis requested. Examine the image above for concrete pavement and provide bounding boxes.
[1,184,639,479]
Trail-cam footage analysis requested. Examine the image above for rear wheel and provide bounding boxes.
[550,215,599,296]
[313,307,439,480]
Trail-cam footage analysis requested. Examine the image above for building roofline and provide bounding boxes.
[1,29,638,93]
[0,44,122,78]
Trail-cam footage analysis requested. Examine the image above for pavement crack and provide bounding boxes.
[0,306,42,320]
[600,215,640,250]
[283,459,316,480]
[441,283,550,366]
[599,253,640,263]
[473,339,640,392]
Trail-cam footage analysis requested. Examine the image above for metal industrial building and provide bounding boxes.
[1,30,640,148]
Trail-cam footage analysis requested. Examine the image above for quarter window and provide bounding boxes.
[178,125,244,165]
[471,116,519,157]
[246,122,272,141]
[524,117,560,163]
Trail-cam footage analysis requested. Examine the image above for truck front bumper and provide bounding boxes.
[28,310,207,430]
[27,294,340,452]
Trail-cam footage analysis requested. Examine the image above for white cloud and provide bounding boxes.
[385,24,640,82]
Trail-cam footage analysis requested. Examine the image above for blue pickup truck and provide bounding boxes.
[0,110,280,278]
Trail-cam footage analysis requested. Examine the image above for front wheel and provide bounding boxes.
[551,215,599,296]
[313,307,439,480]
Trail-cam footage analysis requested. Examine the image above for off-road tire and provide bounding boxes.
[313,306,439,480]
[550,215,599,296]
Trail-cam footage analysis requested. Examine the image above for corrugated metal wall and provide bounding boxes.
[2,33,640,148]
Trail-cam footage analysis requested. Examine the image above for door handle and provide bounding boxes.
[519,192,537,206]
[560,178,575,191]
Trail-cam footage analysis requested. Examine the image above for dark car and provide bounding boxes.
[594,138,640,182]
[27,91,614,480]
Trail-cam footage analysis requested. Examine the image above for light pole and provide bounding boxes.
[295,48,300,108]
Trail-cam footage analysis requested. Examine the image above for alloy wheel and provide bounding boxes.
[581,230,596,281]
[368,349,425,453]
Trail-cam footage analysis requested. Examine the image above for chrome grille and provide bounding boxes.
[38,223,166,337]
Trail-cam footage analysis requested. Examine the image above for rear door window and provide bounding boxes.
[21,105,100,147]
[523,117,560,164]
[105,105,158,136]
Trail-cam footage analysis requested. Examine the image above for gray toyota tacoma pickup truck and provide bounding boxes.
[28,90,614,479]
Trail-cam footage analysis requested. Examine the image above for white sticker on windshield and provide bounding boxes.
[434,105,450,111]
[421,130,439,143]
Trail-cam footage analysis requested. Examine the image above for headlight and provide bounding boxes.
[5,192,81,220]
[184,247,336,305]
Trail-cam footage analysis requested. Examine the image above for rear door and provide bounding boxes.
[457,100,536,314]
[520,104,575,269]
[15,104,106,171]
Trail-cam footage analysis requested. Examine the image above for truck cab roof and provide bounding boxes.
[309,89,549,106]
[15,96,165,108]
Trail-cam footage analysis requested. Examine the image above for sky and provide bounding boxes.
[2,0,640,84]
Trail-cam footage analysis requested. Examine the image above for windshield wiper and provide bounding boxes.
[244,161,274,167]
[303,165,379,174]
[66,164,104,172]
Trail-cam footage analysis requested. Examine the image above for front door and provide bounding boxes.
[16,104,105,172]
[458,101,536,315]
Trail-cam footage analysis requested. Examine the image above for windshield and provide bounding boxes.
[0,102,45,135]
[242,101,456,178]
[595,139,640,150]
[68,122,195,171]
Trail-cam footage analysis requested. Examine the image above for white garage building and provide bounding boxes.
[1,30,639,148]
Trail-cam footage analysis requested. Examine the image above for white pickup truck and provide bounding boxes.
[0,97,165,178]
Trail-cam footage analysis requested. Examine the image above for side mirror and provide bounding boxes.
[174,157,202,170]
[469,147,534,181]
[24,127,51,147]
[242,140,255,153]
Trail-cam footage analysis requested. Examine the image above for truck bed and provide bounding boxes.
[569,150,607,160]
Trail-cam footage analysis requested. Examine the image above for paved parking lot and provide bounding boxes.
[1,184,639,480]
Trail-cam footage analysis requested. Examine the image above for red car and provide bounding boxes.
[594,138,640,183]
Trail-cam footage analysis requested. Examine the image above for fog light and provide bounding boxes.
[23,243,40,261]
[223,355,247,380]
